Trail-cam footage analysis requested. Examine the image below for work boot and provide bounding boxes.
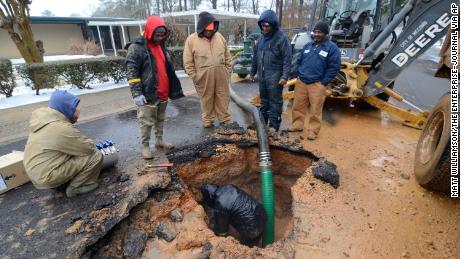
[66,183,99,198]
[203,122,213,128]
[142,144,154,159]
[268,128,278,137]
[307,132,317,141]
[287,126,303,132]
[220,120,233,126]
[155,137,174,150]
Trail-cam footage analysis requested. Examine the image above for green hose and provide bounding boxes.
[261,165,275,246]
[228,87,275,246]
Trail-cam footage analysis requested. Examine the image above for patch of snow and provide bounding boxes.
[10,54,106,65]
[0,81,129,110]
[0,70,189,110]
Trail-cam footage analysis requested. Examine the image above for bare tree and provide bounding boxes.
[251,0,259,14]
[209,0,217,9]
[184,0,187,11]
[179,0,182,11]
[298,0,304,22]
[0,0,44,63]
[278,0,283,27]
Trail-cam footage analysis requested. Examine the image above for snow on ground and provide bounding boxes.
[0,81,129,110]
[10,54,105,65]
[1,54,190,109]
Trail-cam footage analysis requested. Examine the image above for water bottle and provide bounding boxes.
[96,143,107,155]
[107,140,118,153]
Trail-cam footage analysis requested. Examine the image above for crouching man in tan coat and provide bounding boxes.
[183,11,233,128]
[24,90,103,198]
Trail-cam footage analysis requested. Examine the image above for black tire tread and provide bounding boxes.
[420,140,451,192]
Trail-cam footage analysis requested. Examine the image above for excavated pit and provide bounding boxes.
[173,144,314,244]
[89,128,341,258]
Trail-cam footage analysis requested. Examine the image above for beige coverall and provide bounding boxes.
[183,32,232,126]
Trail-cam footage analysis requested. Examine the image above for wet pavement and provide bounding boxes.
[0,84,261,258]
[0,88,252,157]
[0,49,451,258]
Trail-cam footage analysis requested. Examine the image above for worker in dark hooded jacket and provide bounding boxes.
[125,16,184,159]
[200,184,267,247]
[249,10,292,133]
[183,12,233,128]
[24,90,103,198]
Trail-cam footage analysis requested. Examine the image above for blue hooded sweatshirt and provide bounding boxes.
[296,36,341,85]
[49,90,80,121]
[251,10,292,81]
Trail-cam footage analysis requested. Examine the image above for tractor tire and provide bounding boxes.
[414,93,451,193]
[238,74,248,79]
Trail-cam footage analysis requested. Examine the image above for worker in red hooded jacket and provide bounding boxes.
[125,16,184,159]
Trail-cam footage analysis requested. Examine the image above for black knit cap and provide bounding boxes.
[197,11,219,36]
[313,20,330,34]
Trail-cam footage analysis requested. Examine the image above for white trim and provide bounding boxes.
[96,25,105,55]
[87,10,258,27]
[109,25,117,56]
[89,20,147,26]
[121,25,127,47]
[160,10,259,19]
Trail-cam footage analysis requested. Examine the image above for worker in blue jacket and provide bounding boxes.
[288,21,341,140]
[249,10,292,133]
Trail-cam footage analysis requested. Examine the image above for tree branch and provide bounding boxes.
[0,1,12,17]
[5,0,16,16]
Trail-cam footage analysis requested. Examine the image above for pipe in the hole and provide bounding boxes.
[229,86,275,246]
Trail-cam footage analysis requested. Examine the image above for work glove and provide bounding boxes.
[278,79,287,86]
[133,95,147,106]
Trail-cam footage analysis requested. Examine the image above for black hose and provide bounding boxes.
[229,87,269,154]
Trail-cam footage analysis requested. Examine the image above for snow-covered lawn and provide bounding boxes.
[9,54,105,65]
[1,53,189,110]
[0,81,129,110]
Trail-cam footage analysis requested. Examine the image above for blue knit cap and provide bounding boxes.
[49,90,80,121]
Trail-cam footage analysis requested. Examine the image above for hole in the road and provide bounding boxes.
[90,135,323,257]
[171,144,313,246]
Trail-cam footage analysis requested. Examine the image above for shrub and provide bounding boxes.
[60,59,99,89]
[168,47,184,70]
[17,62,60,95]
[17,57,127,92]
[165,18,188,47]
[96,57,126,84]
[117,49,127,57]
[68,40,102,56]
[230,48,243,57]
[0,59,16,97]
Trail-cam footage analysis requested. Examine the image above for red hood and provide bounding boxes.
[144,16,166,41]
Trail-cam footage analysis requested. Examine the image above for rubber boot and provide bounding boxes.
[66,182,99,198]
[154,101,174,150]
[142,144,153,159]
[140,123,153,159]
[155,137,174,150]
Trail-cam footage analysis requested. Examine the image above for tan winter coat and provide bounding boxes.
[183,32,232,124]
[183,32,232,82]
[24,107,98,188]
